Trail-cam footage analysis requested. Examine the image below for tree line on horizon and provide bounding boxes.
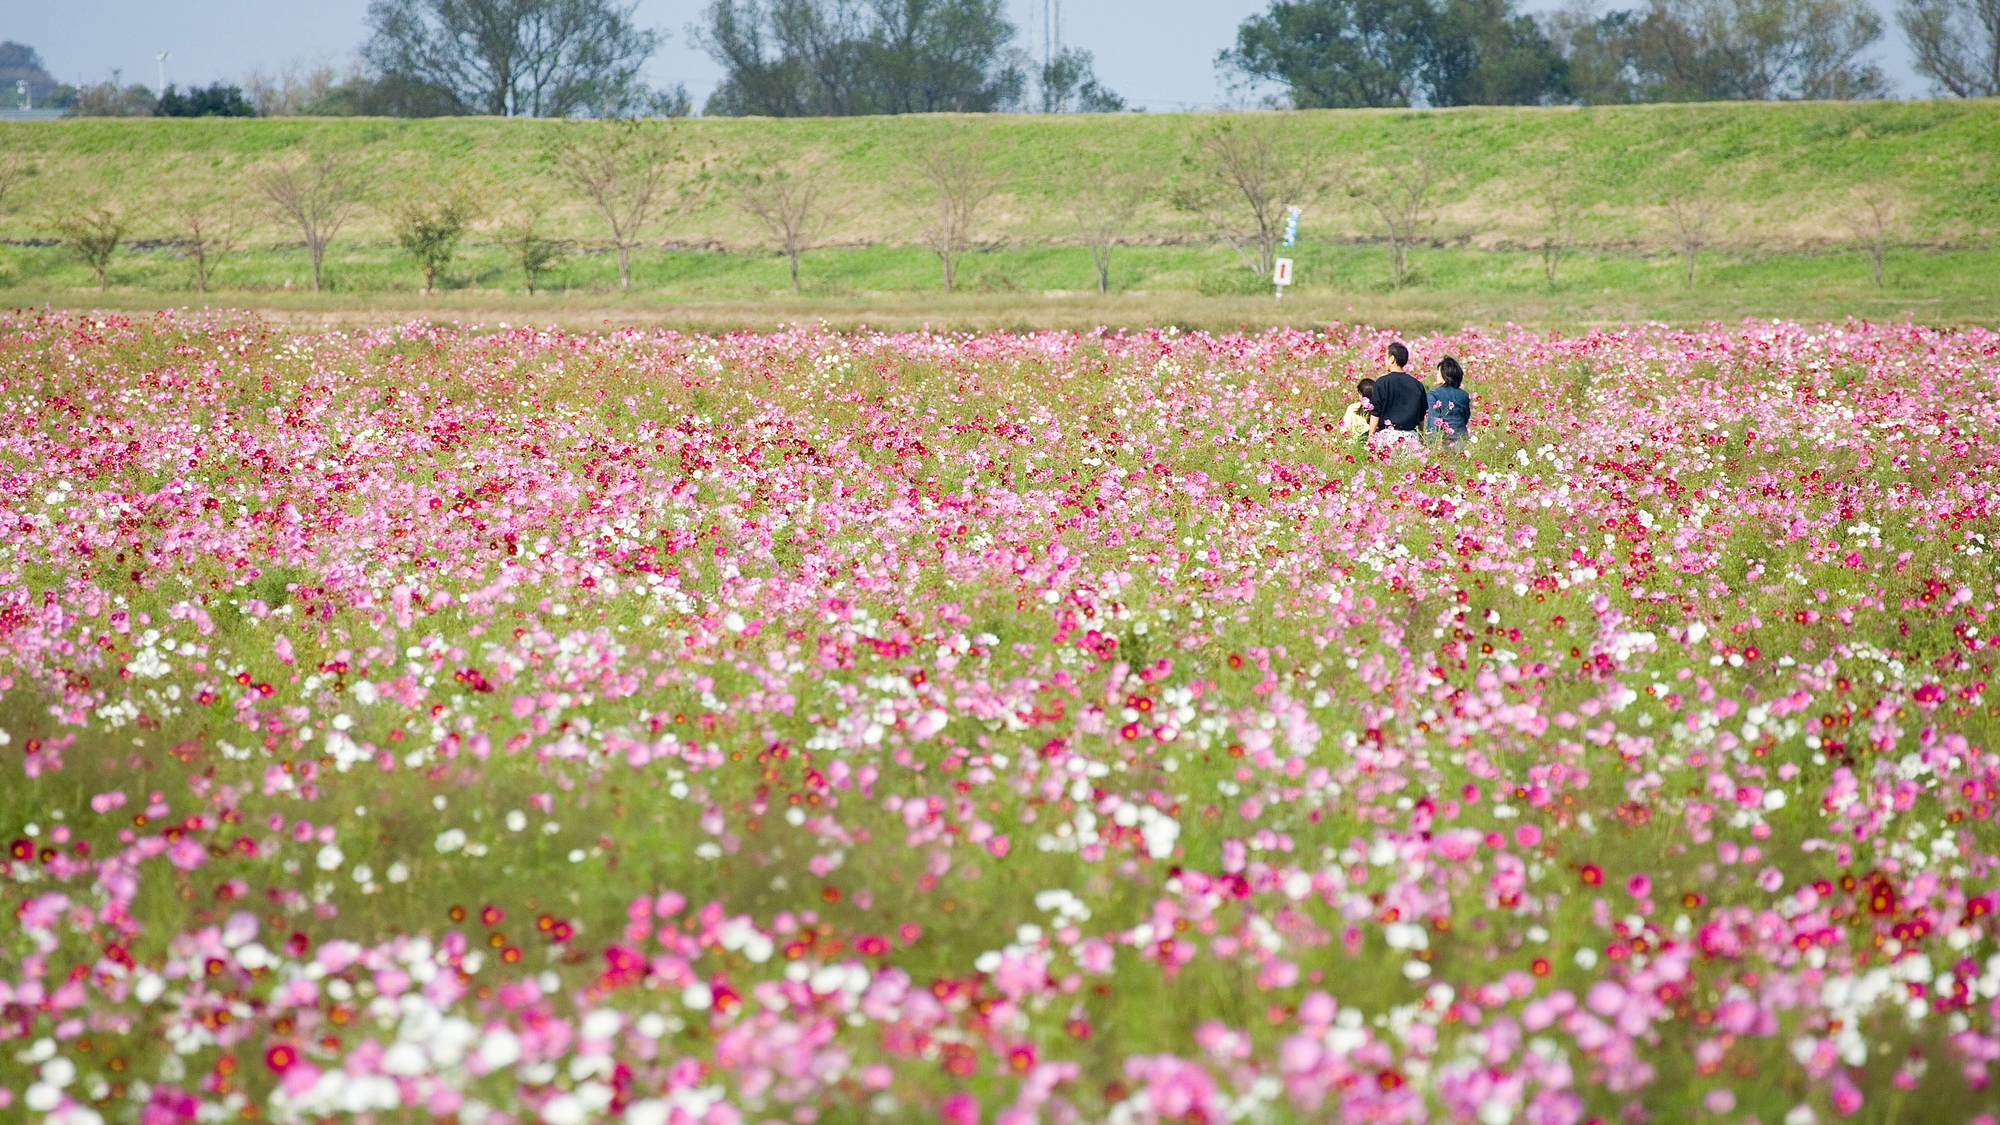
[2,0,1996,122]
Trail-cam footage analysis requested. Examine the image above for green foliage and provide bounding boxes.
[700,0,1026,116]
[1555,0,1888,102]
[366,0,664,117]
[156,83,256,118]
[389,182,480,292]
[1221,0,1564,107]
[500,202,572,295]
[44,203,125,291]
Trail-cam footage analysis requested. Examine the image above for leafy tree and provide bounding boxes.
[1543,5,1650,102]
[1898,0,2000,96]
[46,204,127,291]
[1220,0,1431,107]
[365,0,665,117]
[1036,47,1126,112]
[156,83,257,117]
[1647,0,1883,99]
[1551,0,1885,101]
[1222,0,1562,106]
[698,0,1025,116]
[389,182,481,292]
[1429,0,1567,104]
[498,196,572,294]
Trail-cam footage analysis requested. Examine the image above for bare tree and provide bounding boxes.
[558,121,700,291]
[259,156,366,292]
[735,163,833,295]
[1068,157,1146,295]
[911,137,1000,294]
[1173,117,1316,278]
[1839,187,1901,289]
[388,180,481,293]
[1347,149,1441,289]
[165,192,245,294]
[497,196,571,295]
[1662,186,1719,291]
[1898,0,2000,96]
[1537,179,1580,292]
[0,153,25,210]
[241,58,346,115]
[46,204,127,292]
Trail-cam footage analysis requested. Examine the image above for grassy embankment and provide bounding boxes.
[1,100,1996,330]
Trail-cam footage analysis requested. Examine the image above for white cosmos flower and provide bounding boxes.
[435,829,467,853]
[542,1094,586,1125]
[506,810,527,832]
[476,1028,522,1070]
[41,1056,77,1087]
[316,844,344,871]
[626,1100,670,1125]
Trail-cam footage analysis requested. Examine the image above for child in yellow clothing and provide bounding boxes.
[1340,379,1376,441]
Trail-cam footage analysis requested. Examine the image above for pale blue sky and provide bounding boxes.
[10,0,1926,110]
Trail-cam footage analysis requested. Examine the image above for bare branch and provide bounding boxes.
[258,155,366,292]
[1538,178,1580,292]
[1837,186,1902,289]
[911,136,1000,294]
[1174,118,1317,277]
[559,121,703,291]
[1347,149,1442,289]
[1068,157,1147,296]
[165,189,247,295]
[1662,185,1719,291]
[736,162,835,295]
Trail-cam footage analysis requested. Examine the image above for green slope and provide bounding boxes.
[3,102,1995,251]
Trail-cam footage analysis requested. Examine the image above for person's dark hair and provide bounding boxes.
[1438,356,1464,388]
[1356,377,1376,399]
[1387,342,1409,368]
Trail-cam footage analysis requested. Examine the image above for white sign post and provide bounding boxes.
[1274,206,1302,302]
[1272,257,1294,301]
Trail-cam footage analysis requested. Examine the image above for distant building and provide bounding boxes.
[0,108,64,120]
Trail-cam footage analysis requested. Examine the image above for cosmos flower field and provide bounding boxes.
[1,310,1997,1125]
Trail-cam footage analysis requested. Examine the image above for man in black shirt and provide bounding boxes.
[1369,342,1427,447]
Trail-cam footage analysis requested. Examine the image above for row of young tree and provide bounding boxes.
[0,117,1918,298]
[1225,0,2000,106]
